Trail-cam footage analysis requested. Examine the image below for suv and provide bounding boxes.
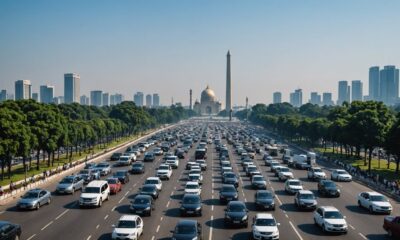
[165,156,179,169]
[56,175,84,194]
[357,191,392,214]
[251,213,280,240]
[284,179,303,195]
[318,179,340,197]
[313,206,348,234]
[184,182,201,195]
[180,194,202,216]
[156,164,172,180]
[111,215,143,240]
[171,220,202,240]
[331,169,352,182]
[144,177,162,191]
[307,167,326,180]
[79,180,110,208]
[224,201,249,228]
[294,190,317,210]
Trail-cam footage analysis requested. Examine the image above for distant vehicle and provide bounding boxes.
[195,159,207,170]
[318,179,340,197]
[331,169,352,182]
[277,167,294,181]
[130,195,154,216]
[195,149,206,160]
[307,167,326,180]
[266,145,278,156]
[293,154,309,169]
[0,221,21,240]
[131,162,145,174]
[180,194,202,216]
[107,178,122,194]
[156,164,172,180]
[143,152,155,162]
[56,175,84,194]
[285,179,303,195]
[110,152,122,161]
[294,190,317,210]
[17,188,51,210]
[251,213,280,240]
[165,156,179,169]
[188,173,203,185]
[79,180,110,208]
[254,190,275,211]
[219,184,239,204]
[153,147,163,156]
[224,201,249,228]
[111,215,143,240]
[184,182,201,195]
[313,206,348,234]
[84,162,96,170]
[383,215,400,238]
[144,177,162,191]
[358,192,392,214]
[139,184,159,199]
[113,170,130,184]
[222,172,239,188]
[94,162,111,176]
[116,155,133,166]
[251,175,267,190]
[170,220,203,240]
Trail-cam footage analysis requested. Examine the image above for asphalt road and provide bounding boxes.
[0,120,398,240]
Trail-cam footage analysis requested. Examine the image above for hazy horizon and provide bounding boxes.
[1,0,400,106]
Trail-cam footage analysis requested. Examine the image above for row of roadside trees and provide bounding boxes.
[0,100,194,180]
[236,101,400,173]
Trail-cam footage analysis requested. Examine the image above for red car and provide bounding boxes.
[107,178,122,194]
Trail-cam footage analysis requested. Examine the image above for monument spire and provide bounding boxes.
[225,50,232,115]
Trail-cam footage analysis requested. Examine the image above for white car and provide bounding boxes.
[188,173,203,185]
[156,164,172,180]
[357,191,392,214]
[165,156,179,169]
[331,169,352,182]
[307,167,326,180]
[313,206,348,233]
[264,158,275,166]
[284,179,303,195]
[252,213,280,240]
[144,177,162,191]
[112,215,143,240]
[251,175,267,189]
[184,182,201,195]
[79,180,110,208]
[277,167,294,181]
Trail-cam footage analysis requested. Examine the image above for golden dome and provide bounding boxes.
[201,85,216,103]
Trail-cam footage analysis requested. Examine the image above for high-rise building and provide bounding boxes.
[189,89,193,110]
[80,95,90,105]
[153,93,160,107]
[337,80,350,105]
[32,93,39,102]
[15,80,32,100]
[322,92,334,106]
[0,90,7,102]
[309,92,321,105]
[53,96,64,104]
[380,65,399,105]
[225,51,232,112]
[351,80,363,102]
[146,94,152,108]
[102,93,109,106]
[289,89,302,107]
[64,73,80,104]
[134,92,144,107]
[90,90,103,107]
[40,85,54,104]
[369,66,380,101]
[110,93,124,105]
[273,92,282,104]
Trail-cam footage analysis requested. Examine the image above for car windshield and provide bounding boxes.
[142,186,155,192]
[159,166,169,170]
[175,224,196,234]
[60,178,73,184]
[370,195,388,202]
[186,184,199,189]
[324,211,343,219]
[22,192,39,199]
[133,163,142,167]
[281,168,289,172]
[229,204,246,212]
[84,187,100,193]
[255,218,276,226]
[80,170,89,174]
[258,192,273,199]
[300,194,315,199]
[190,175,200,180]
[222,187,236,192]
[145,180,158,185]
[183,196,200,204]
[253,177,264,181]
[115,172,125,176]
[337,170,347,174]
[289,181,301,186]
[314,168,323,172]
[107,179,118,184]
[117,220,136,228]
[323,181,336,187]
[225,173,236,178]
[134,198,150,204]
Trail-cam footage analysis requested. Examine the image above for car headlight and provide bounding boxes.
[66,185,73,189]
[192,237,198,240]
[145,206,151,210]
[196,207,201,210]
[242,215,248,220]
[272,230,279,236]
[226,215,231,219]
[324,222,332,227]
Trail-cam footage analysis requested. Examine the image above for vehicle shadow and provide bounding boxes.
[297,223,326,236]
[274,190,290,196]
[231,232,251,240]
[299,177,315,183]
[127,193,139,200]
[203,198,223,206]
[97,233,112,240]
[5,206,21,212]
[170,193,183,200]
[279,203,298,212]
[365,234,389,240]
[243,184,255,190]
[114,204,130,214]
[164,208,181,218]
[205,217,227,230]
[345,205,370,215]
[245,202,257,211]
[63,200,82,210]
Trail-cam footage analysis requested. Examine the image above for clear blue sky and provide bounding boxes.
[1,0,400,106]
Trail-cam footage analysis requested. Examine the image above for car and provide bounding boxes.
[270,162,281,172]
[313,206,348,234]
[219,184,239,204]
[165,156,179,169]
[107,177,122,194]
[153,147,163,156]
[144,177,162,191]
[79,180,110,208]
[195,159,207,170]
[94,162,112,176]
[156,164,172,180]
[251,175,267,190]
[307,167,326,180]
[188,173,203,185]
[131,162,145,174]
[284,179,303,195]
[0,221,21,240]
[254,190,275,211]
[186,161,197,170]
[357,191,392,214]
[264,156,274,166]
[224,201,249,228]
[184,182,201,195]
[180,194,202,216]
[17,188,51,210]
[56,175,84,194]
[170,220,203,240]
[111,152,123,161]
[222,172,239,188]
[78,169,96,184]
[383,215,400,238]
[113,170,130,184]
[251,213,280,240]
[143,152,155,162]
[116,155,133,166]
[189,168,202,177]
[294,190,317,210]
[84,162,96,169]
[331,169,352,182]
[130,195,154,216]
[277,167,294,181]
[318,179,340,197]
[139,184,159,199]
[111,215,143,240]
[176,149,186,159]
[246,165,261,177]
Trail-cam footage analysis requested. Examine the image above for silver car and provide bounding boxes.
[95,162,111,176]
[56,175,84,194]
[17,188,51,210]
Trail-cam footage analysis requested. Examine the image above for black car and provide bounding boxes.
[180,194,202,216]
[255,190,276,211]
[110,152,123,161]
[224,201,249,228]
[131,162,145,174]
[143,152,155,162]
[139,184,159,199]
[222,172,239,188]
[318,179,341,197]
[176,149,186,159]
[171,220,202,240]
[0,221,21,240]
[219,184,238,204]
[113,170,130,184]
[130,194,154,216]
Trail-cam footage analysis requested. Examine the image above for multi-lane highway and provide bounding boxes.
[0,120,398,240]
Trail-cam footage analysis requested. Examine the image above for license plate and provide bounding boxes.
[233,221,240,224]
[136,211,142,213]
[187,211,194,214]
[227,198,232,200]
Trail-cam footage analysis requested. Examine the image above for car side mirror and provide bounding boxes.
[277,223,281,226]
[112,224,116,228]
[170,230,174,233]
[224,209,227,212]
[344,216,346,219]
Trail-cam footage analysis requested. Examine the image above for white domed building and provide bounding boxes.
[193,85,222,115]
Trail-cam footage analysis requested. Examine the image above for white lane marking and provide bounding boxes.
[124,191,129,196]
[151,236,155,240]
[86,235,92,240]
[289,221,304,240]
[166,201,170,208]
[275,195,283,205]
[271,186,275,191]
[112,206,116,211]
[41,221,53,231]
[337,183,343,188]
[349,224,355,230]
[285,214,289,218]
[160,217,163,221]
[211,205,214,211]
[209,215,214,240]
[0,211,4,215]
[55,209,69,220]
[104,214,109,220]
[358,233,367,240]
[96,224,100,229]
[27,234,36,240]
[118,197,124,204]
[244,198,247,202]
[156,225,160,232]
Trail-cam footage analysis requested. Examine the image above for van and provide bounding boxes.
[79,180,110,208]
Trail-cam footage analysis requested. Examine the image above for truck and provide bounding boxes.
[383,216,400,238]
[292,154,308,169]
[266,145,278,157]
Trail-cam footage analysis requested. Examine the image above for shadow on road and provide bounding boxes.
[279,203,298,212]
[164,207,181,218]
[231,231,251,240]
[297,223,326,236]
[345,205,370,215]
[205,217,226,230]
[203,198,223,206]
[114,204,130,214]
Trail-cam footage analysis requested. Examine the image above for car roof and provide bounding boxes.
[119,215,139,221]
[186,181,199,185]
[135,194,152,200]
[228,201,245,206]
[257,190,273,194]
[146,177,160,180]
[287,179,300,182]
[298,190,313,194]
[320,206,339,212]
[365,191,383,196]
[255,213,274,219]
[176,219,198,226]
[221,184,236,188]
[87,180,108,187]
[28,188,43,193]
